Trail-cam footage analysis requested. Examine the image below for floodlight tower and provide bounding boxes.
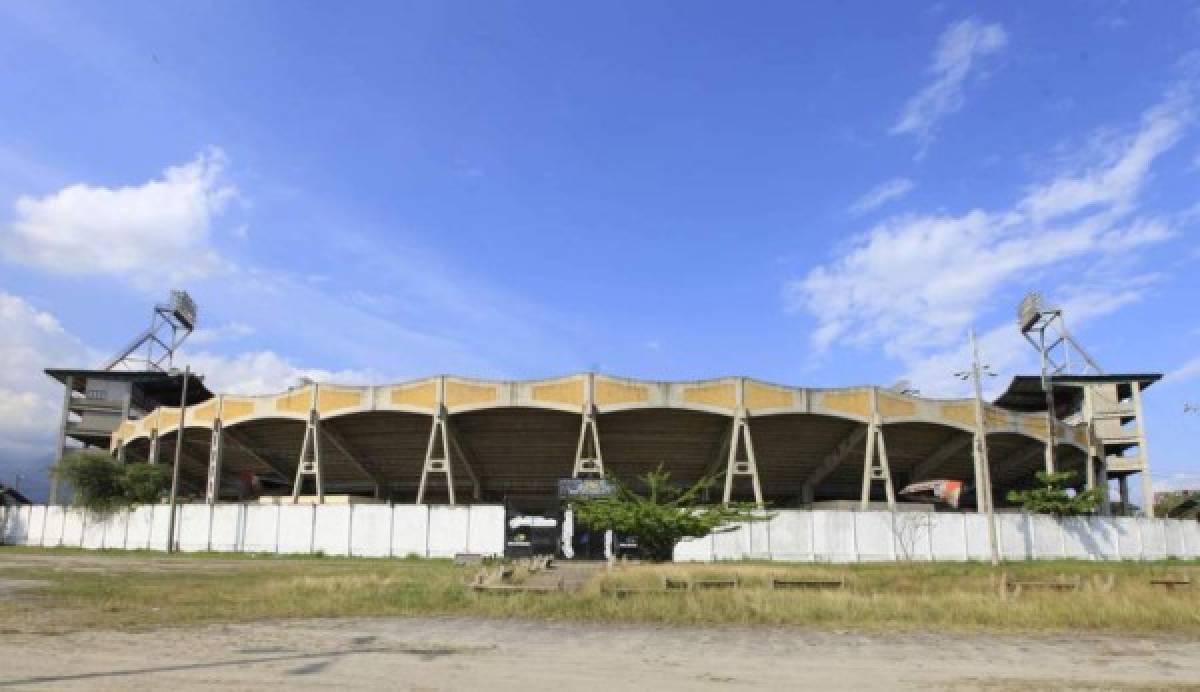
[46,290,204,504]
[1017,292,1103,379]
[102,290,198,372]
[1017,291,1102,481]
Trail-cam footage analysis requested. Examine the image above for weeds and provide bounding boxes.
[2,548,1197,635]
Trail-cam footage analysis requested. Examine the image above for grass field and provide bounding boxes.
[2,546,1199,635]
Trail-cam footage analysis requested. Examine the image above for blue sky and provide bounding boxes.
[1,2,1197,503]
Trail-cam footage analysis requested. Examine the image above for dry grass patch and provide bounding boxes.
[592,561,1200,632]
[2,548,1199,635]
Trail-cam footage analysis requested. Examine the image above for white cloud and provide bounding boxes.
[788,210,1163,357]
[0,289,384,500]
[1168,355,1200,383]
[897,323,1027,399]
[789,84,1190,395]
[0,292,95,500]
[1,148,235,283]
[2,147,580,384]
[849,178,915,216]
[1021,88,1191,224]
[188,321,255,346]
[1153,472,1200,493]
[891,19,1007,148]
[179,350,379,396]
[897,285,1152,397]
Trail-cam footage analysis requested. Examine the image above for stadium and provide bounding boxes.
[23,290,1182,563]
[105,372,1107,513]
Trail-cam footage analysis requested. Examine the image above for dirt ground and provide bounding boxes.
[2,551,1199,689]
[1,616,1199,690]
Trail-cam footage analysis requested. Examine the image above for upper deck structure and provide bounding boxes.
[107,373,1103,513]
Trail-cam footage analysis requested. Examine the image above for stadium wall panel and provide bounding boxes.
[350,505,392,557]
[209,504,243,552]
[7,505,1198,562]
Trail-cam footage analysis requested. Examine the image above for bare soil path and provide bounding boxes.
[2,617,1199,690]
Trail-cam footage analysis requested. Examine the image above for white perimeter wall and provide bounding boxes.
[0,503,506,558]
[674,510,1200,562]
[5,504,1198,562]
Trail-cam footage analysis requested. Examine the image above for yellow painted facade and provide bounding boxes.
[190,399,219,425]
[122,410,160,439]
[682,382,737,411]
[318,388,364,414]
[1022,416,1049,440]
[877,392,917,418]
[532,380,585,408]
[984,407,1013,431]
[445,381,498,409]
[221,398,256,423]
[389,381,438,410]
[821,390,871,419]
[594,378,649,406]
[744,382,795,410]
[157,408,181,431]
[114,420,136,446]
[939,402,976,429]
[107,375,1100,458]
[275,388,312,415]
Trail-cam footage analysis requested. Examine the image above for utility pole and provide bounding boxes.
[965,329,1001,566]
[165,366,190,553]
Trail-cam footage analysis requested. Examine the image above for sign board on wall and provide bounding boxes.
[558,478,615,499]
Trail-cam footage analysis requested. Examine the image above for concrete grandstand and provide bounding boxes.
[98,372,1135,514]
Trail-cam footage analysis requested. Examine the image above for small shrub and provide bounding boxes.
[572,466,771,562]
[54,452,125,513]
[1007,470,1102,517]
[53,451,169,513]
[122,463,169,505]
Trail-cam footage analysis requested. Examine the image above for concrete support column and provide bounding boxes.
[205,397,225,505]
[116,389,132,464]
[147,430,159,466]
[721,412,763,507]
[722,381,763,508]
[291,385,324,503]
[1100,458,1112,516]
[1082,384,1110,516]
[859,389,896,510]
[573,375,604,478]
[417,410,455,505]
[1132,381,1155,519]
[48,375,74,505]
[417,377,455,505]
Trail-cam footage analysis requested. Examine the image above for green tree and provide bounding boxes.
[571,466,770,561]
[122,463,170,505]
[53,451,169,513]
[1006,470,1102,517]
